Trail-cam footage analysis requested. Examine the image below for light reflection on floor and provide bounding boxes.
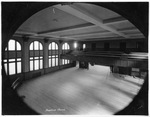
[17,65,144,115]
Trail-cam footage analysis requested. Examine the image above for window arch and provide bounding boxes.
[29,41,43,71]
[62,43,70,65]
[4,39,22,75]
[48,42,59,67]
[62,43,70,54]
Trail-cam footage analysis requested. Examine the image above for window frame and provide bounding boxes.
[29,41,43,71]
[62,42,70,65]
[4,39,22,75]
[48,42,59,68]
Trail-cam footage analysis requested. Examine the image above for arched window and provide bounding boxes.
[4,39,22,75]
[62,43,70,65]
[29,41,43,71]
[62,42,70,54]
[48,42,58,67]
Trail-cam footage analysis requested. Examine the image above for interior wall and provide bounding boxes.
[82,39,146,52]
[6,36,76,83]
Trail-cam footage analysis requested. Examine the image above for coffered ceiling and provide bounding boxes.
[14,3,145,41]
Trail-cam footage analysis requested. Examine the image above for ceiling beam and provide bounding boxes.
[62,31,113,38]
[15,30,38,36]
[118,27,139,32]
[38,23,96,34]
[81,37,145,42]
[103,16,128,25]
[82,37,124,41]
[37,33,76,40]
[54,4,129,38]
[73,34,120,40]
[15,30,76,40]
[127,33,144,36]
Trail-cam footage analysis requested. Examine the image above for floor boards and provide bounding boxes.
[17,65,144,115]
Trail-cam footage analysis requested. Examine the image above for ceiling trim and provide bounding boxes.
[62,31,113,38]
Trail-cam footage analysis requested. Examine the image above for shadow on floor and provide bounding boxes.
[2,82,39,115]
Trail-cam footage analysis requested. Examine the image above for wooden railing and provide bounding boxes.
[61,51,148,69]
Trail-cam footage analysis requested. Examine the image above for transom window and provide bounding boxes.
[4,39,22,75]
[48,42,59,67]
[29,41,43,71]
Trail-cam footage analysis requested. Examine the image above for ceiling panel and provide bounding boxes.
[74,34,119,40]
[47,26,107,36]
[108,21,136,30]
[75,3,120,20]
[15,3,145,41]
[18,5,88,33]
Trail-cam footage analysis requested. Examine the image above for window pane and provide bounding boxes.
[74,42,77,48]
[52,58,55,67]
[30,43,33,50]
[30,57,33,60]
[34,41,39,50]
[52,42,55,50]
[8,40,15,50]
[62,59,64,65]
[9,59,15,62]
[49,44,52,50]
[56,44,58,50]
[49,56,51,59]
[68,44,70,49]
[56,58,58,66]
[17,42,21,50]
[4,59,7,62]
[17,62,21,73]
[40,60,43,69]
[64,43,67,50]
[34,60,39,70]
[65,59,68,64]
[83,44,86,49]
[5,47,7,51]
[62,44,64,50]
[40,43,43,50]
[4,63,7,75]
[34,57,39,59]
[17,58,21,61]
[30,61,33,71]
[49,59,51,67]
[9,63,15,75]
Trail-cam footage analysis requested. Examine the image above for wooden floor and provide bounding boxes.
[17,65,144,115]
